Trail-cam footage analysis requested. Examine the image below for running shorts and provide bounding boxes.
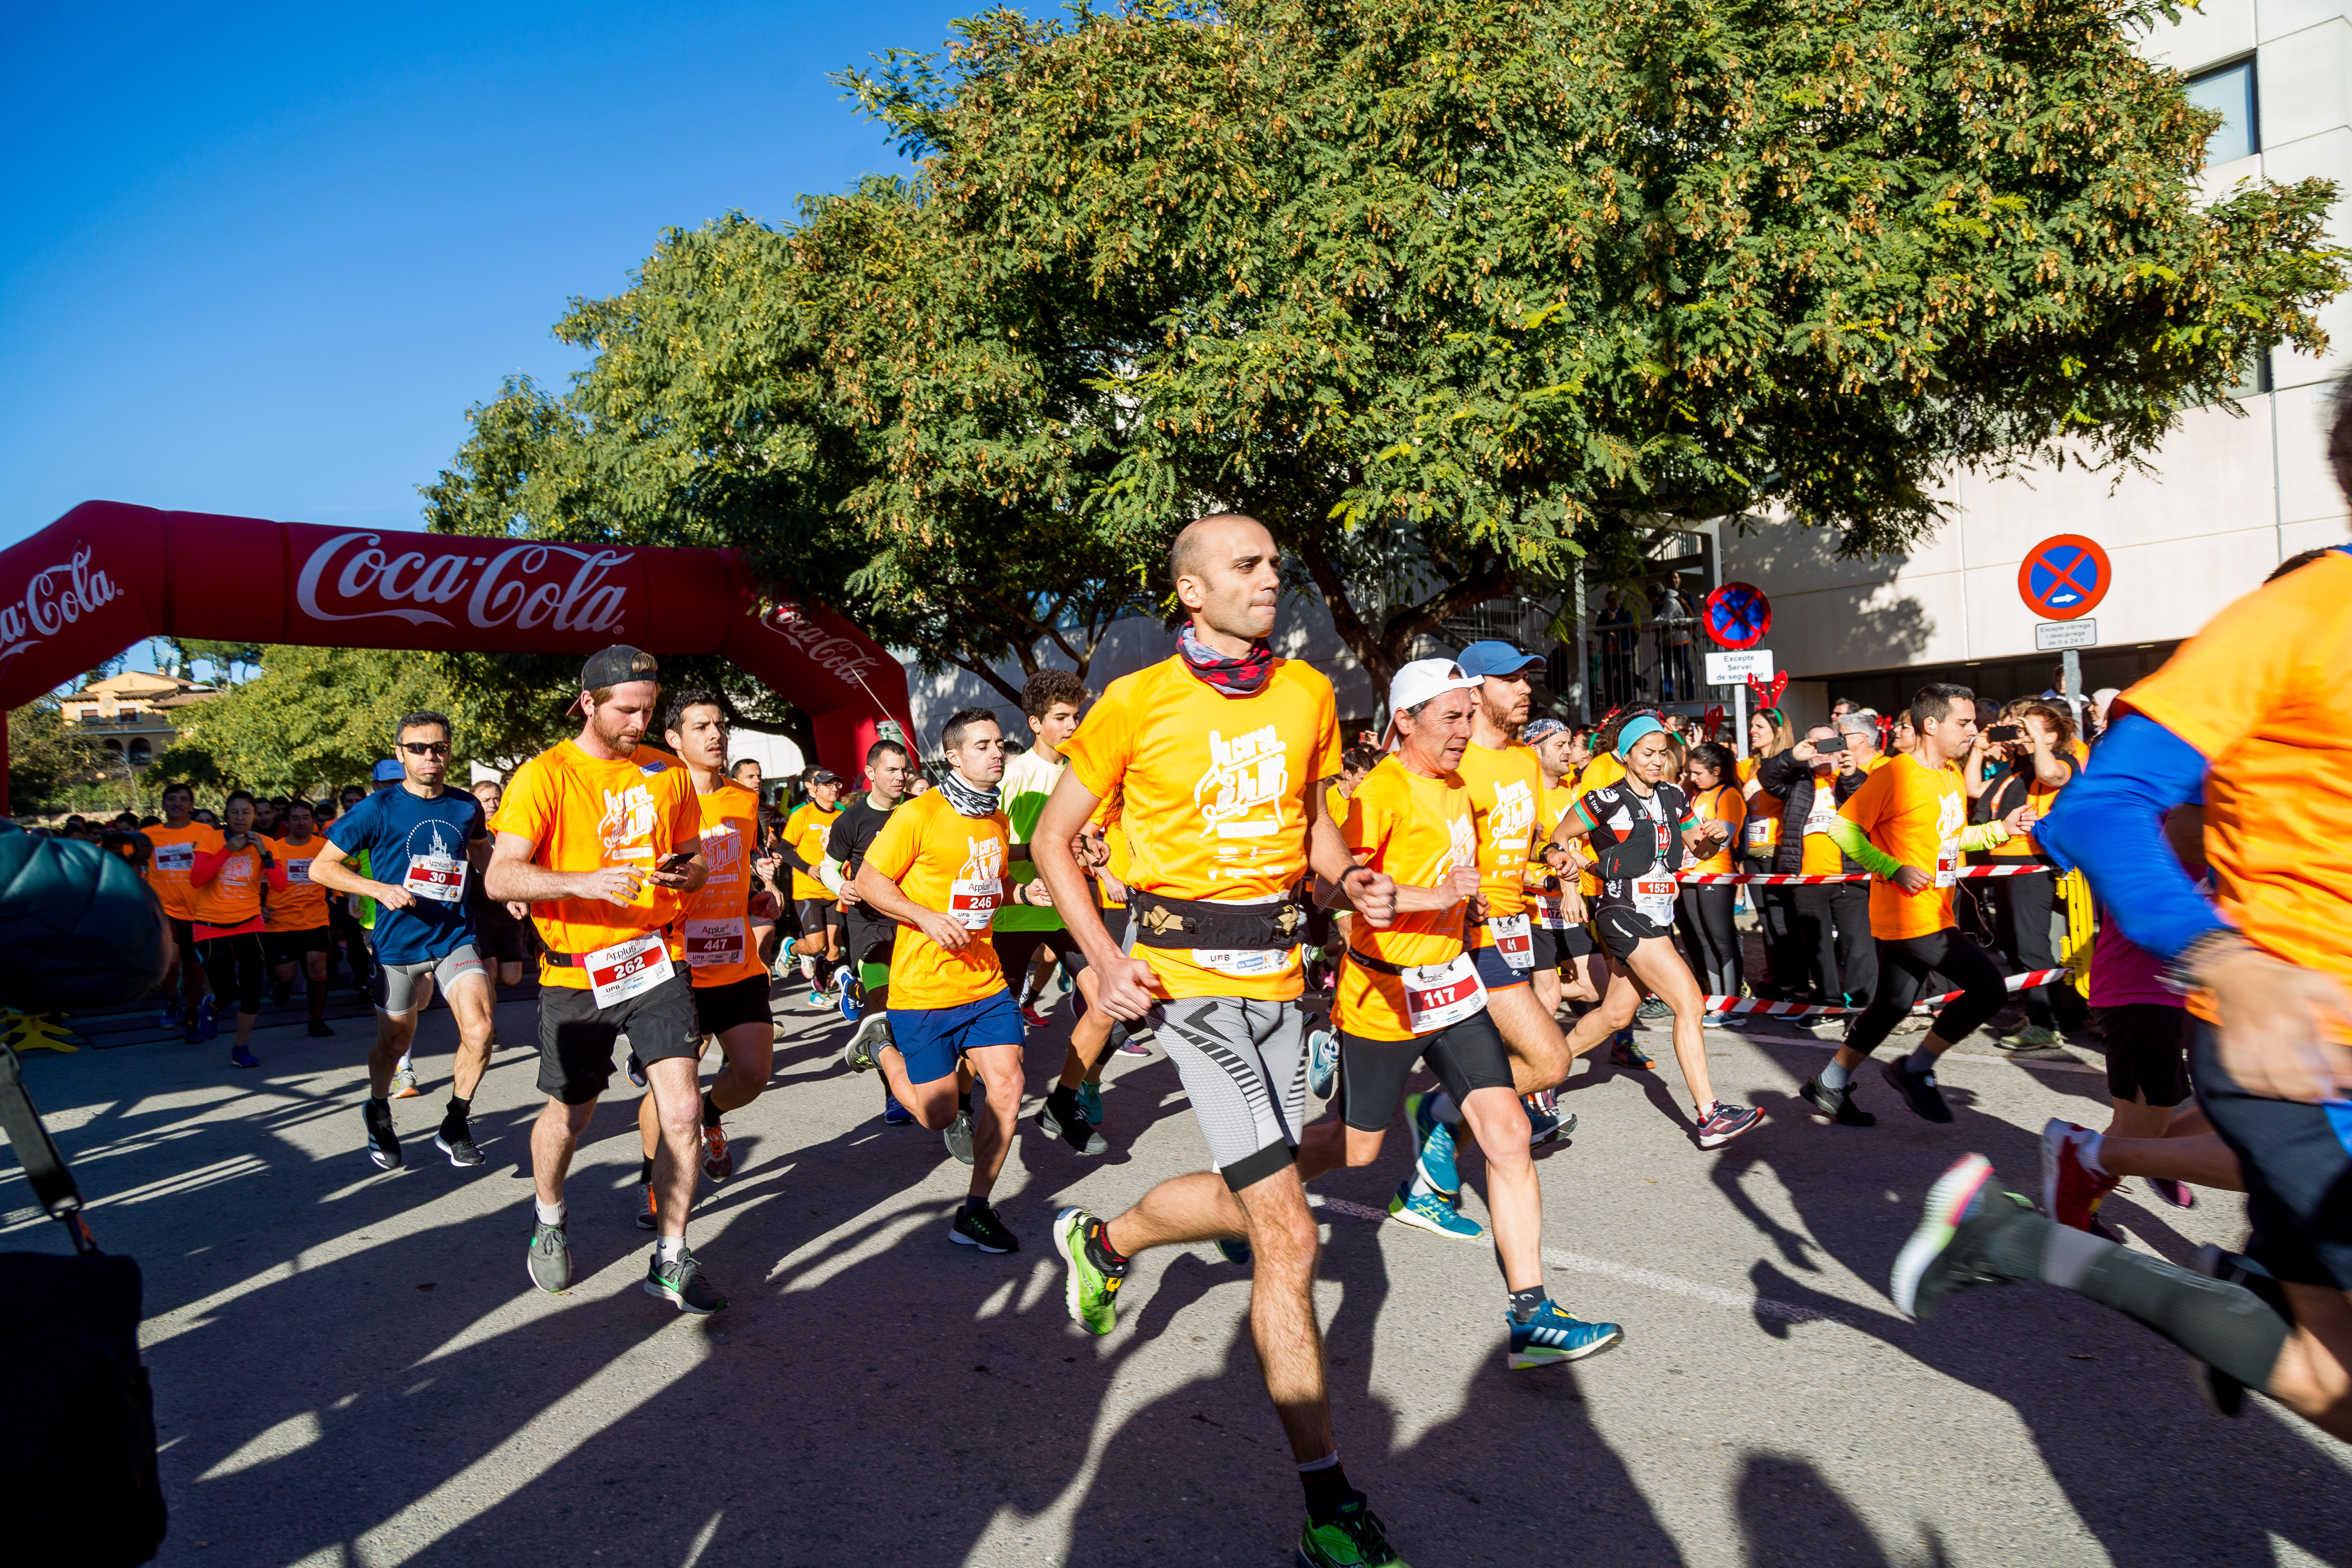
[887,989,1024,1085]
[1597,905,1672,964]
[1472,944,1532,993]
[693,972,774,1038]
[796,898,841,941]
[843,909,897,970]
[2093,1003,2189,1109]
[1530,926,1558,972]
[991,926,1090,980]
[473,917,527,964]
[2193,1020,2352,1290]
[169,916,196,957]
[266,928,331,965]
[1337,1010,1515,1134]
[1151,996,1309,1193]
[371,944,488,1016]
[536,969,699,1106]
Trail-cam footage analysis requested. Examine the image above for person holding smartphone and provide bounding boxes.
[1756,723,1876,1008]
[1979,701,2088,1049]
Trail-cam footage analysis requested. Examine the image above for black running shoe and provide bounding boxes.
[435,1123,485,1168]
[1800,1074,1877,1127]
[306,1019,335,1038]
[951,1204,1019,1254]
[1891,1154,2032,1319]
[1879,1057,1953,1123]
[364,1100,403,1170]
[645,1246,728,1314]
[1038,1097,1108,1156]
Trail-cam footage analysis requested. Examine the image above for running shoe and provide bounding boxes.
[2148,1177,2196,1210]
[229,1045,260,1070]
[806,987,828,1010]
[882,1093,914,1126]
[701,1120,734,1183]
[1880,1057,1954,1123]
[842,1012,889,1074]
[1216,1238,1253,1265]
[950,1203,1018,1253]
[645,1246,728,1314]
[198,998,220,1040]
[1799,1074,1876,1127]
[364,1099,402,1170]
[2040,1119,2119,1231]
[625,1051,647,1089]
[1405,1092,1459,1198]
[1307,1027,1340,1100]
[306,1019,335,1039]
[1052,1207,1123,1334]
[156,999,179,1029]
[1523,1091,1568,1146]
[1890,1153,2030,1319]
[390,1064,419,1098]
[1296,1494,1407,1567]
[944,1108,976,1165]
[182,1012,203,1045]
[2187,1244,2286,1417]
[1610,1034,1656,1071]
[1636,996,1672,1022]
[1020,1003,1052,1032]
[1695,1102,1764,1149]
[1117,1025,1155,1057]
[1038,1098,1108,1156]
[1075,1081,1105,1126]
[636,1181,658,1231]
[1507,1301,1624,1369]
[1999,1025,2063,1053]
[1388,1183,1484,1242]
[434,1123,485,1168]
[526,1218,570,1294]
[833,963,856,1005]
[1058,969,1072,994]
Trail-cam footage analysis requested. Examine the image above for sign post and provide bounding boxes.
[2020,536,2110,731]
[1703,587,1772,760]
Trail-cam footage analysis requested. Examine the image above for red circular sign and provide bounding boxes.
[1703,582,1772,649]
[2018,535,2110,621]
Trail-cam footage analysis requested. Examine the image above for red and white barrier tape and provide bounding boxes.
[1674,864,2052,886]
[1695,967,2071,1019]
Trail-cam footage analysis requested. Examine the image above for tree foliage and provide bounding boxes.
[430,0,2343,690]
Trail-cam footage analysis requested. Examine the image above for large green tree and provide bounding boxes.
[431,0,2342,691]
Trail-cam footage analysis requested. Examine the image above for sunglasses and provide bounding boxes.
[400,742,452,757]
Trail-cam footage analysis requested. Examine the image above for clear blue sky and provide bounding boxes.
[1,1,973,551]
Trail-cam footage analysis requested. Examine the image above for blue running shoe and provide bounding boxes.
[1405,1092,1459,1198]
[1508,1301,1624,1369]
[1075,1081,1104,1126]
[1307,1026,1339,1100]
[1388,1182,1483,1242]
[198,997,220,1040]
[156,998,180,1030]
[882,1092,914,1126]
[835,965,860,1022]
[229,1044,259,1070]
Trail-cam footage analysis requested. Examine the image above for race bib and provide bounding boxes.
[585,931,674,1008]
[283,857,313,885]
[1194,948,1297,979]
[1536,888,1572,931]
[153,841,195,873]
[1804,792,1839,836]
[950,877,1003,931]
[1744,817,1774,851]
[1935,841,1959,889]
[1487,913,1535,971]
[1633,875,1678,924]
[682,916,746,969]
[1403,953,1488,1035]
[403,853,467,904]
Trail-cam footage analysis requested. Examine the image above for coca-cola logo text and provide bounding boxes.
[0,547,122,664]
[762,603,882,686]
[294,532,633,635]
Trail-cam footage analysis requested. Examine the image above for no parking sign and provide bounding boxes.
[1704,582,1772,649]
[2018,535,2110,621]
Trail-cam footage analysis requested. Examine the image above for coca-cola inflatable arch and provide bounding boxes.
[0,501,914,812]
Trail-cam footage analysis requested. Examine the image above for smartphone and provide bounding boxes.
[1813,735,1847,754]
[656,851,695,874]
[1984,724,2023,742]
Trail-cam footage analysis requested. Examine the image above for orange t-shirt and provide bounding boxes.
[669,780,768,989]
[1688,783,1746,874]
[1986,760,2074,857]
[862,787,1011,1010]
[264,834,330,932]
[1840,753,1967,940]
[1456,740,1541,946]
[187,837,267,927]
[145,822,216,920]
[1062,655,1341,1000]
[784,801,841,902]
[492,739,702,989]
[1738,754,1785,860]
[2122,549,2352,1007]
[1336,758,1476,1041]
[1089,792,1131,910]
[1798,764,1851,876]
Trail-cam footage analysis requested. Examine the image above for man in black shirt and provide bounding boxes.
[822,739,916,1123]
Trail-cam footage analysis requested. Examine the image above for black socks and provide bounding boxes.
[701,1090,723,1129]
[441,1094,471,1136]
[1047,1083,1082,1122]
[306,977,326,1021]
[961,1194,991,1218]
[639,1156,656,1185]
[1083,1217,1130,1277]
[1509,1285,1550,1325]
[1299,1460,1353,1524]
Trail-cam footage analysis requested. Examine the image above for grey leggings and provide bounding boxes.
[1151,994,1308,1193]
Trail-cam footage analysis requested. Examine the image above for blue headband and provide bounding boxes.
[1614,715,1666,759]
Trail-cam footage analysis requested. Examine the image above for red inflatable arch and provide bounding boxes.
[0,501,913,813]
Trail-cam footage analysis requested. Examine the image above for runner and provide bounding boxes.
[466,777,529,1046]
[628,690,776,1229]
[779,768,847,1005]
[262,800,337,1038]
[1525,717,1603,1013]
[187,789,280,1069]
[483,646,719,1313]
[1795,684,2031,1127]
[310,712,497,1172]
[824,738,918,1128]
[839,707,1038,1251]
[144,780,216,1041]
[725,757,782,969]
[998,669,1091,1033]
[1032,513,1410,1568]
[1548,719,1761,1148]
[1299,657,1624,1370]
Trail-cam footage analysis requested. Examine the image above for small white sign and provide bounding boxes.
[1705,648,1775,685]
[2034,619,2098,651]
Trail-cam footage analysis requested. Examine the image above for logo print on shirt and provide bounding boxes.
[600,786,658,855]
[1483,778,1535,853]
[1195,726,1289,842]
[404,822,463,863]
[701,821,743,886]
[1936,788,1966,840]
[1432,812,1476,884]
[959,835,1004,882]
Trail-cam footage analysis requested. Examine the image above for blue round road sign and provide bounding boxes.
[1704,582,1771,649]
[2018,535,2110,621]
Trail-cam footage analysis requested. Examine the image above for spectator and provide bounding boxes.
[1739,707,1800,998]
[1980,699,2089,1049]
[1759,723,1877,1007]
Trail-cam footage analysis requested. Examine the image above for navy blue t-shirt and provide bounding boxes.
[327,786,487,966]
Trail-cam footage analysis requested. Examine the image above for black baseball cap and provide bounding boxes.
[808,768,845,787]
[581,645,659,690]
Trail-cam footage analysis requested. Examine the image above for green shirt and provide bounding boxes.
[993,746,1064,931]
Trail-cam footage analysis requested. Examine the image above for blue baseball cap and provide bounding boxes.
[372,758,405,783]
[1456,640,1545,679]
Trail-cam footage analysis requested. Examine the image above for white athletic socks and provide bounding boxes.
[653,1235,686,1266]
[535,1199,566,1227]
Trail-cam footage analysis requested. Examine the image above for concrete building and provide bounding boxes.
[58,670,219,772]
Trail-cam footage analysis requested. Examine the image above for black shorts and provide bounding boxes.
[992,926,1090,979]
[1531,926,1559,971]
[1337,1011,1516,1134]
[2193,1020,2352,1290]
[1596,905,1672,963]
[2093,1003,2189,1108]
[472,914,527,964]
[843,910,898,969]
[693,972,774,1038]
[169,916,196,956]
[1100,906,1129,944]
[265,928,331,965]
[535,971,701,1106]
[795,898,841,941]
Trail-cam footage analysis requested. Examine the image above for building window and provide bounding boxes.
[129,738,153,768]
[2186,58,2258,165]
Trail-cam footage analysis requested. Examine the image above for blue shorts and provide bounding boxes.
[888,989,1024,1085]
[2193,1021,2352,1290]
[1471,942,1532,992]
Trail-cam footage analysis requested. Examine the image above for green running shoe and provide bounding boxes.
[1296,1494,1407,1566]
[1052,1206,1123,1335]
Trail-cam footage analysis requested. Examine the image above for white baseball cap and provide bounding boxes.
[1381,657,1483,750]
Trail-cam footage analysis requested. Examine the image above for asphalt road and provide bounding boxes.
[6,984,2348,1568]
